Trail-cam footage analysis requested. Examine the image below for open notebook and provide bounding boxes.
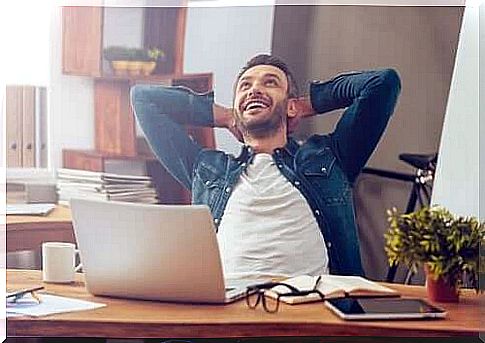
[267,275,399,304]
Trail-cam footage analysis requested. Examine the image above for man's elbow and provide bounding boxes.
[130,84,149,118]
[379,68,401,98]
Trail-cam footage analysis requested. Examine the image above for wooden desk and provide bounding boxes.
[7,270,484,339]
[6,206,74,252]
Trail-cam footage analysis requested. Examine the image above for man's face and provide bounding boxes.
[233,65,290,137]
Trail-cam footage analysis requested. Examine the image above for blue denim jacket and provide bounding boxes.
[130,69,401,276]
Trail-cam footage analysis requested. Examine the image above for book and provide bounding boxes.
[56,168,159,205]
[57,168,151,181]
[266,275,399,304]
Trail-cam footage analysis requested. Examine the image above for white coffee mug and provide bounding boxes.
[42,242,82,283]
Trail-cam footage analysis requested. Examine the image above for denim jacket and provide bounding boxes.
[130,69,401,276]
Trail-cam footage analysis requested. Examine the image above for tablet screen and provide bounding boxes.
[327,298,446,316]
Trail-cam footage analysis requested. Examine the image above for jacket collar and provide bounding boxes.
[237,137,300,163]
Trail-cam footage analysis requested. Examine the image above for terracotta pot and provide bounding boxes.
[425,266,459,303]
[140,61,157,76]
[111,60,129,76]
[127,61,143,76]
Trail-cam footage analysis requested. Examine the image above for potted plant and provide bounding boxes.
[103,46,132,76]
[141,48,165,76]
[384,206,484,302]
[103,46,165,76]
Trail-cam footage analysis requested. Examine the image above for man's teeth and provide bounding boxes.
[245,102,268,110]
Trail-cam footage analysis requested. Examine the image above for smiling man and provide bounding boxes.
[130,54,401,278]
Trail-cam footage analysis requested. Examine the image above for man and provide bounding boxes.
[130,54,401,278]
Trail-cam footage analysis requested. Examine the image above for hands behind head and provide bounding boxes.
[287,97,315,135]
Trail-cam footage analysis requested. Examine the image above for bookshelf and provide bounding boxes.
[61,6,214,204]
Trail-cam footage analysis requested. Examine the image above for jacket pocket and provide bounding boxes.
[301,147,336,178]
[193,162,224,207]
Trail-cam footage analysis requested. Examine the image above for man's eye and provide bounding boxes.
[239,82,250,90]
[265,79,277,86]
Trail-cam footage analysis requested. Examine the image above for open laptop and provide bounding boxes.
[70,198,262,304]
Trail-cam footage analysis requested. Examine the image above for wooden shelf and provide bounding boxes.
[61,6,214,205]
[63,149,156,161]
[95,72,213,85]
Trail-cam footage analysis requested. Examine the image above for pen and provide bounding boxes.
[7,286,45,303]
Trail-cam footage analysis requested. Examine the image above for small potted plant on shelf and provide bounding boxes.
[384,206,484,302]
[141,48,165,76]
[103,46,132,76]
[103,46,165,76]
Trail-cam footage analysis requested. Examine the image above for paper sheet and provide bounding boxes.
[7,293,105,317]
[6,203,56,216]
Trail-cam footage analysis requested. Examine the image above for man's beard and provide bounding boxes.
[235,101,287,139]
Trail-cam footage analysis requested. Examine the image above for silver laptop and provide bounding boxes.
[70,198,261,304]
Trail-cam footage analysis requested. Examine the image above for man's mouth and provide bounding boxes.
[242,98,271,113]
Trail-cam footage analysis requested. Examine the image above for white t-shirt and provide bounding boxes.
[217,153,329,279]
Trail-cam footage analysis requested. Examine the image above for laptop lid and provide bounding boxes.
[70,198,227,303]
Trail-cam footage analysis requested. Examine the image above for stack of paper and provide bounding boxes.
[7,293,105,317]
[57,168,159,206]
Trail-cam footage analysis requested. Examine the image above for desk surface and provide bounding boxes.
[6,206,74,252]
[7,270,484,338]
[6,205,72,226]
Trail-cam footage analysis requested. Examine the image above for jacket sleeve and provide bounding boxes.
[130,85,215,190]
[310,69,401,182]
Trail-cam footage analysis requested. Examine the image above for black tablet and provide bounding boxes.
[325,297,447,320]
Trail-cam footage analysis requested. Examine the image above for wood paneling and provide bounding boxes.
[94,79,136,156]
[62,6,103,76]
[63,150,105,172]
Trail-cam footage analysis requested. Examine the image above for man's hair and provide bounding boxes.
[236,54,299,98]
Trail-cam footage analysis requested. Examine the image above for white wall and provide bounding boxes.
[103,7,145,73]
[103,7,144,48]
[480,3,484,221]
[48,6,95,170]
[183,4,275,155]
[431,3,480,219]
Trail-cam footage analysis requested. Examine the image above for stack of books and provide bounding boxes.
[56,169,159,206]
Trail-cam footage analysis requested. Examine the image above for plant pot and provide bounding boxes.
[140,61,157,76]
[111,60,130,76]
[127,61,143,76]
[425,266,459,303]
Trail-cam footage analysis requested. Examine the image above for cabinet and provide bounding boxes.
[61,6,214,204]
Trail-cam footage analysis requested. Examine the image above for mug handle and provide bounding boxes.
[74,249,83,272]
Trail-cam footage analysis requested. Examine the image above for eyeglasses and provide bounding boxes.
[245,276,324,313]
[7,286,44,305]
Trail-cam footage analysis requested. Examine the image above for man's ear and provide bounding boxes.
[287,98,298,119]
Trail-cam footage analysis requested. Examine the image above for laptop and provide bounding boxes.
[70,198,262,304]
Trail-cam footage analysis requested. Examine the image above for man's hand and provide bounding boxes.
[212,103,244,142]
[288,97,315,134]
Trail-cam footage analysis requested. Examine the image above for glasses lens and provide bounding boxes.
[262,294,280,313]
[246,290,261,309]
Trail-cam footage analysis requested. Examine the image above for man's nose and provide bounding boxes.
[248,83,263,97]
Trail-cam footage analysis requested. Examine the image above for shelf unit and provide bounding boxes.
[61,6,214,204]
